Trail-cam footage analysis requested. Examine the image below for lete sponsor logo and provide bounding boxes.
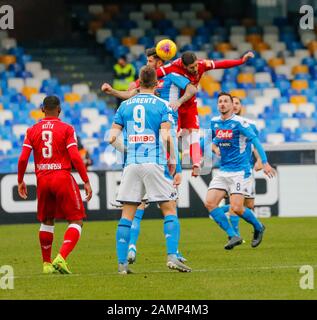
[129,134,156,144]
[216,129,233,140]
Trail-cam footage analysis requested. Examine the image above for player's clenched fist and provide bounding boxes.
[242,51,255,62]
[18,181,27,199]
[101,82,113,93]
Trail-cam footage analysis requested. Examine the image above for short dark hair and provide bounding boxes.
[146,47,163,61]
[42,96,60,110]
[119,55,126,61]
[232,96,241,103]
[139,65,157,88]
[181,51,197,66]
[218,92,233,102]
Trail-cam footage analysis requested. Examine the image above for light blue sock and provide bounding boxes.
[164,215,179,255]
[116,218,132,264]
[241,208,262,232]
[229,215,241,237]
[209,207,236,238]
[221,205,241,237]
[129,209,144,249]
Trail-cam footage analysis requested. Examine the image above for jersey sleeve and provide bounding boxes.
[114,105,124,127]
[169,73,190,90]
[23,128,33,149]
[238,120,257,140]
[201,59,216,72]
[160,102,174,124]
[250,123,259,137]
[65,126,78,149]
[210,121,219,145]
[157,60,182,78]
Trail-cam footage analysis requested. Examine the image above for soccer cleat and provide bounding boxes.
[127,248,136,264]
[118,263,133,274]
[52,254,72,274]
[251,225,265,248]
[167,254,192,272]
[110,199,123,208]
[43,262,58,274]
[224,236,243,250]
[176,251,187,263]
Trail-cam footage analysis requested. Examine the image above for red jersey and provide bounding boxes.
[19,116,89,184]
[156,57,245,110]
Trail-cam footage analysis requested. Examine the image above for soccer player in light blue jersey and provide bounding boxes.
[108,66,192,274]
[102,48,196,264]
[216,96,264,238]
[205,92,275,250]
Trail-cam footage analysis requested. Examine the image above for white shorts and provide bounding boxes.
[208,170,252,196]
[116,163,178,204]
[244,172,255,199]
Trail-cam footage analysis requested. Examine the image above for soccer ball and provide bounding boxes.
[155,39,177,61]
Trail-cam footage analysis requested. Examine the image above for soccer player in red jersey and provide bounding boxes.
[17,96,92,274]
[156,51,255,176]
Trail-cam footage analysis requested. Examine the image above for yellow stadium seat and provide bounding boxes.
[0,55,16,65]
[246,34,262,46]
[254,42,270,52]
[230,89,247,99]
[198,106,211,116]
[308,40,317,54]
[180,27,196,36]
[216,42,232,53]
[0,103,3,110]
[200,75,221,96]
[104,4,119,15]
[64,93,81,105]
[237,73,254,84]
[30,109,44,121]
[268,57,284,68]
[22,87,38,101]
[290,95,307,105]
[122,37,138,47]
[291,80,308,91]
[292,65,309,75]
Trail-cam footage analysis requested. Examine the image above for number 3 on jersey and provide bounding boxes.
[133,105,145,133]
[42,130,53,158]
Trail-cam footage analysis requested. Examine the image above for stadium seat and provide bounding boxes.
[263,88,281,99]
[245,104,265,117]
[0,110,13,125]
[266,133,285,144]
[25,78,42,90]
[72,84,90,97]
[254,119,265,130]
[140,4,156,13]
[1,38,17,50]
[302,132,317,142]
[30,93,46,107]
[280,103,297,116]
[237,73,254,84]
[96,29,112,44]
[0,55,16,65]
[25,61,42,74]
[229,89,247,99]
[291,80,308,91]
[237,42,253,54]
[88,4,104,15]
[0,140,12,153]
[275,65,292,80]
[13,124,28,139]
[255,72,272,83]
[282,118,300,131]
[8,78,24,92]
[260,50,275,61]
[298,103,315,117]
[64,93,81,105]
[290,95,307,105]
[33,69,51,81]
[216,43,232,54]
[22,87,39,101]
[30,109,44,121]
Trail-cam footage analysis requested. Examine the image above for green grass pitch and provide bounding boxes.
[1,217,317,300]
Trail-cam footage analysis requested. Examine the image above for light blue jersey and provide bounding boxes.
[155,72,190,123]
[211,114,257,176]
[114,93,174,167]
[245,120,259,167]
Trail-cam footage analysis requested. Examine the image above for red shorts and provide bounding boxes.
[177,107,200,130]
[36,171,86,222]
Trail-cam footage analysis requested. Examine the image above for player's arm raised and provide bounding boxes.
[101,82,138,100]
[170,83,197,111]
[160,121,176,176]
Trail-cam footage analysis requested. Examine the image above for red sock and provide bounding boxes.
[190,142,202,166]
[59,224,82,260]
[39,224,54,263]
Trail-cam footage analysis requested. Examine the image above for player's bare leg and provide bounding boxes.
[52,219,83,274]
[205,189,243,249]
[159,201,191,272]
[230,194,265,247]
[40,218,57,274]
[117,203,138,274]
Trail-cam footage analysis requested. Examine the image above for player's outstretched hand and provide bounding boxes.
[242,51,255,63]
[263,163,276,178]
[101,82,113,93]
[18,181,27,199]
[169,101,181,112]
[84,181,93,202]
[173,173,182,186]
